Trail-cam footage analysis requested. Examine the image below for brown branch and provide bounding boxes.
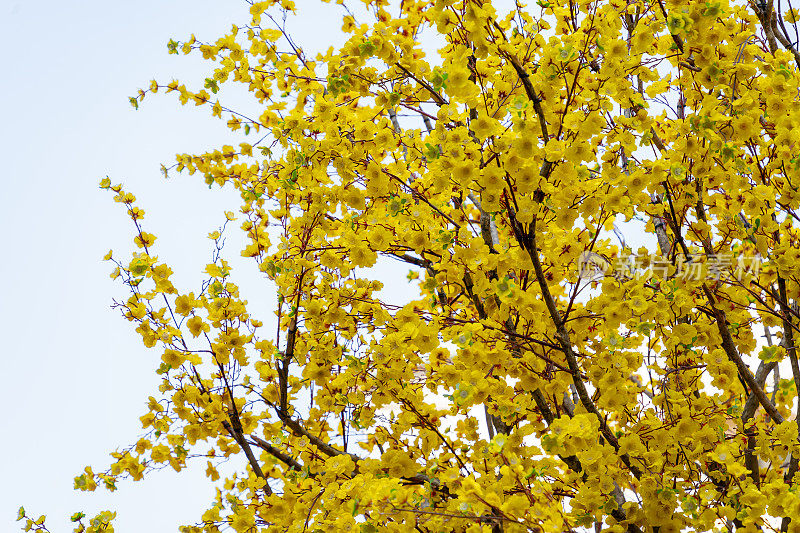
[499,38,647,484]
[280,414,363,464]
[741,357,780,488]
[756,0,781,54]
[702,282,785,425]
[505,57,549,143]
[221,419,271,493]
[741,360,780,421]
[279,269,306,415]
[526,216,636,465]
[395,63,448,106]
[656,0,685,53]
[249,434,305,472]
[387,252,433,268]
[661,182,785,426]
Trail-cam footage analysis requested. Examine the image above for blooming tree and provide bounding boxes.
[19,0,800,531]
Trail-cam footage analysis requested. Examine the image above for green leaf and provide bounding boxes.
[703,1,722,17]
[358,40,376,57]
[204,78,219,94]
[430,69,448,90]
[758,345,782,362]
[71,512,86,522]
[210,280,224,297]
[424,143,440,160]
[595,37,605,53]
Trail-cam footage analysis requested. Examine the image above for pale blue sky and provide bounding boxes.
[0,1,345,530]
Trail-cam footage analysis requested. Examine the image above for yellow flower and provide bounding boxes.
[675,417,698,439]
[447,67,470,89]
[554,208,577,229]
[606,40,628,59]
[342,188,365,210]
[406,229,428,254]
[134,232,156,249]
[369,227,392,251]
[632,28,654,53]
[350,244,377,268]
[673,323,697,344]
[382,449,417,478]
[481,189,501,212]
[480,165,504,189]
[162,349,186,369]
[413,327,439,353]
[460,476,483,497]
[544,140,564,161]
[566,141,592,162]
[767,94,789,116]
[512,135,536,159]
[229,508,256,532]
[304,362,330,385]
[150,445,170,463]
[204,461,220,482]
[366,166,390,196]
[174,294,196,316]
[471,114,498,140]
[581,196,600,218]
[605,190,625,212]
[514,164,539,194]
[136,320,158,348]
[186,316,209,338]
[452,161,474,184]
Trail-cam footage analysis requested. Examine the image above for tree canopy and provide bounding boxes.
[18,0,800,531]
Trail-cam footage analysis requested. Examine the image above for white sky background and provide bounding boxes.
[0,1,354,530]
